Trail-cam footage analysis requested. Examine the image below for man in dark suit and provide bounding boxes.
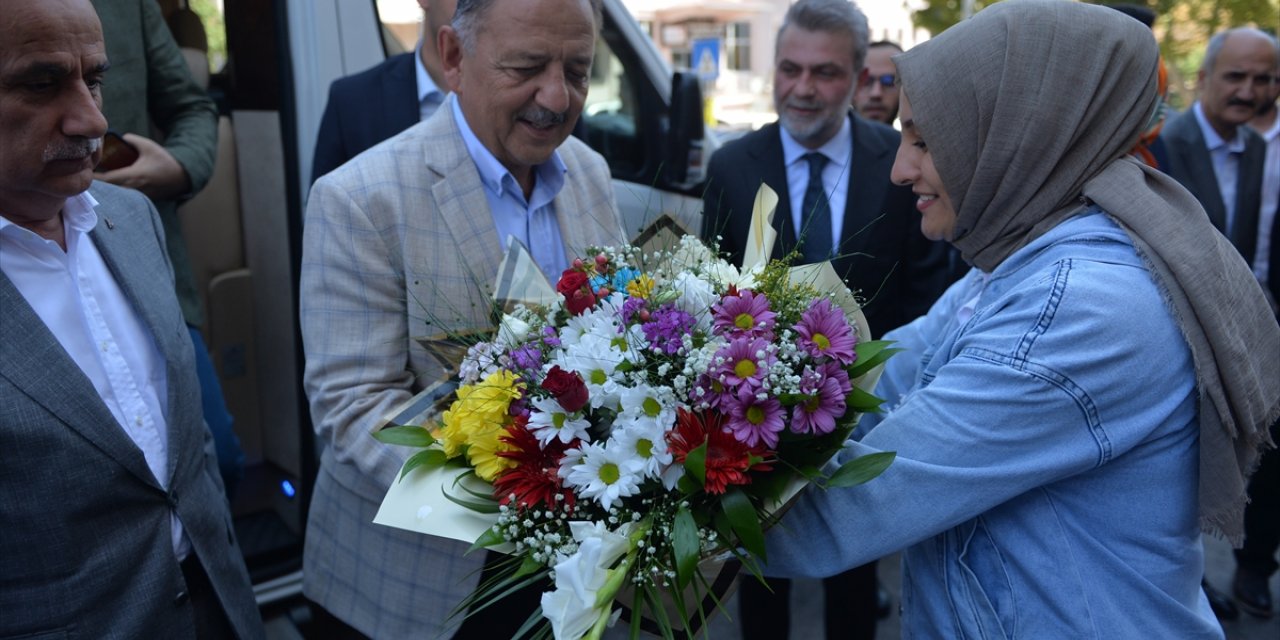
[1160,27,1272,264]
[0,1,262,637]
[701,1,948,638]
[311,0,456,183]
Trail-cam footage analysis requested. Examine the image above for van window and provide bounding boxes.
[582,33,642,175]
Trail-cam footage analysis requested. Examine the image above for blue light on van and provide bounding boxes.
[281,479,296,499]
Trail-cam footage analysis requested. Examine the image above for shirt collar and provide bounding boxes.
[779,113,853,169]
[414,43,444,106]
[450,97,567,200]
[1193,101,1246,154]
[0,191,98,236]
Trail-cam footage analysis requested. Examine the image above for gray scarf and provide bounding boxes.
[895,0,1279,543]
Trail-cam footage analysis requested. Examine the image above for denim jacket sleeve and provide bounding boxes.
[764,220,1198,579]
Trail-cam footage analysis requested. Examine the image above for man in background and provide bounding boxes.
[701,2,949,638]
[300,0,625,637]
[1160,27,1272,266]
[0,0,262,636]
[852,40,901,125]
[1232,34,1280,620]
[91,0,244,498]
[311,0,457,182]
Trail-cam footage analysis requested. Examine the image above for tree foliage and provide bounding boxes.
[909,0,1280,110]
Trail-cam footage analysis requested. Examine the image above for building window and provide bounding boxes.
[725,22,750,71]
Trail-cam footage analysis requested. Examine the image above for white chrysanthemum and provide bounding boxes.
[669,271,718,332]
[609,418,673,479]
[561,442,644,508]
[560,295,623,344]
[617,384,678,432]
[527,396,592,445]
[557,334,626,410]
[667,235,716,274]
[706,260,760,291]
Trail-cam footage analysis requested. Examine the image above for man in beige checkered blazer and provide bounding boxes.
[298,1,623,636]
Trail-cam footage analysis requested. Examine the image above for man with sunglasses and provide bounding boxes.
[853,40,902,125]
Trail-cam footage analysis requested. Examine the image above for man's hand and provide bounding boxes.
[94,132,191,202]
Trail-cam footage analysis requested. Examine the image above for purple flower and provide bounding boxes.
[542,326,561,348]
[509,344,543,371]
[820,361,853,395]
[712,337,774,391]
[794,298,857,365]
[712,290,776,339]
[791,374,846,435]
[691,373,730,410]
[727,387,785,448]
[621,296,648,324]
[641,306,696,355]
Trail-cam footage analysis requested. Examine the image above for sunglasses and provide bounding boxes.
[860,73,896,89]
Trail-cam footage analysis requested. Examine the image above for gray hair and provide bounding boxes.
[776,0,871,73]
[1202,27,1279,74]
[453,0,603,53]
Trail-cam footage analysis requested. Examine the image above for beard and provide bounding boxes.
[775,88,855,147]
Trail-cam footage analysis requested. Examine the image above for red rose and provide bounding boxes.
[541,365,589,413]
[556,269,594,315]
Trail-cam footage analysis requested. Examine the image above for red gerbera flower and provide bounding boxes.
[668,408,773,494]
[494,419,577,512]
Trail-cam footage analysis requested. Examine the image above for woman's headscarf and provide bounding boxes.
[894,0,1279,543]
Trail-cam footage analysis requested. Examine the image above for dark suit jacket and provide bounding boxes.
[1160,108,1266,264]
[701,113,950,336]
[0,184,262,639]
[311,52,420,183]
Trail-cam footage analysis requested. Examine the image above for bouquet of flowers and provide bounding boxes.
[373,230,897,639]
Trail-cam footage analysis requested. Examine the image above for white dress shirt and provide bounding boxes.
[780,116,853,249]
[0,193,189,560]
[451,97,570,279]
[413,43,446,122]
[1193,101,1247,235]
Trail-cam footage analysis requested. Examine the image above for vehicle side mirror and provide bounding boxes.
[665,71,705,188]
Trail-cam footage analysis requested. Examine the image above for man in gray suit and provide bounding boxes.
[299,0,625,637]
[0,1,263,638]
[1160,27,1275,264]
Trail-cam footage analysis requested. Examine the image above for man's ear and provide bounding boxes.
[439,26,463,93]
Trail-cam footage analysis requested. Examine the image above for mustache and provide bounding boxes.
[784,98,825,111]
[518,107,568,128]
[1228,98,1257,108]
[43,137,101,162]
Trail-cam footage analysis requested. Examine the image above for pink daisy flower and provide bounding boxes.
[795,298,857,365]
[712,290,776,339]
[712,337,774,391]
[791,373,846,435]
[727,388,785,448]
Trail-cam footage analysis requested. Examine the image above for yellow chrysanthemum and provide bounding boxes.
[626,274,655,299]
[433,370,523,465]
[468,430,518,482]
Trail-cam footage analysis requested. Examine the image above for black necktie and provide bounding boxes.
[799,152,833,263]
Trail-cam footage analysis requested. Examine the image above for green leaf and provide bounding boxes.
[467,526,506,554]
[374,424,436,447]
[825,451,896,488]
[846,385,886,413]
[722,488,765,559]
[672,506,701,589]
[684,440,708,488]
[398,449,448,480]
[849,340,903,378]
[441,484,500,513]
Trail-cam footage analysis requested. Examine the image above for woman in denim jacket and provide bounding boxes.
[762,1,1280,638]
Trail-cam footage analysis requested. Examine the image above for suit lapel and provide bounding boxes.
[837,115,893,272]
[1170,115,1228,231]
[427,103,504,309]
[90,210,191,485]
[382,53,421,140]
[0,241,161,489]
